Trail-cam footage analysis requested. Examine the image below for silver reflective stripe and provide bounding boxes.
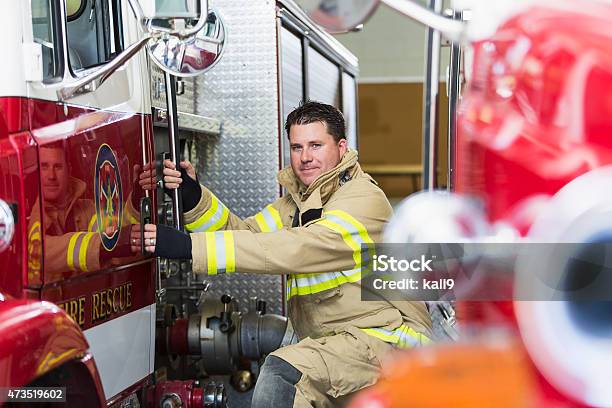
[293,272,338,288]
[292,268,360,288]
[261,206,279,231]
[324,213,372,264]
[374,327,419,347]
[214,231,228,273]
[71,232,85,270]
[192,197,227,232]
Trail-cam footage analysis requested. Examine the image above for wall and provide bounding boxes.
[358,81,449,198]
[335,2,449,80]
[332,1,454,199]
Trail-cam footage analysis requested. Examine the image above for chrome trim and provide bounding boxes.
[57,35,154,100]
[447,9,463,191]
[165,72,183,230]
[422,0,442,190]
[146,9,228,78]
[127,0,147,28]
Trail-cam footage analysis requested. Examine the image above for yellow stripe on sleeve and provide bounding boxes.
[325,210,376,269]
[187,195,220,231]
[316,219,362,268]
[78,233,95,272]
[268,205,284,230]
[326,210,374,244]
[254,212,270,232]
[67,232,84,271]
[208,205,229,232]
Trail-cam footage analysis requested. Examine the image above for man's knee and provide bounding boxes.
[252,356,302,408]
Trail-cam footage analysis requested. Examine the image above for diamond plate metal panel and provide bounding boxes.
[187,0,284,315]
[153,109,222,135]
[150,64,197,115]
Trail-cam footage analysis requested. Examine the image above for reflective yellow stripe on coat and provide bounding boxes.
[88,215,98,232]
[124,207,139,225]
[186,193,229,232]
[66,232,96,272]
[205,231,236,275]
[254,205,283,232]
[29,221,41,241]
[361,324,432,348]
[286,210,374,300]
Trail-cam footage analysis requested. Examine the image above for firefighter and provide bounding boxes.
[142,102,432,407]
[28,146,139,279]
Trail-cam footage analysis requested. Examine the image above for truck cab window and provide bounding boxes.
[32,0,63,83]
[65,0,124,72]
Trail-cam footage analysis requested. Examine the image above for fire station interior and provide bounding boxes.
[2,0,612,407]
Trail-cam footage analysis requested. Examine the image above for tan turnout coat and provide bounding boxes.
[185,151,432,405]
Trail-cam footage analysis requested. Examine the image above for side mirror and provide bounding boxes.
[298,0,466,43]
[58,0,226,99]
[129,0,209,39]
[147,10,227,77]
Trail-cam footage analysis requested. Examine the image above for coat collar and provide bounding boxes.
[277,150,363,211]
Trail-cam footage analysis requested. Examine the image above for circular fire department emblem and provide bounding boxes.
[94,144,123,251]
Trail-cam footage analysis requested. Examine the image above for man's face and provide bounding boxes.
[40,148,68,204]
[289,122,347,187]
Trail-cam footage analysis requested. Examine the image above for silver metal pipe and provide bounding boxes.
[447,10,463,191]
[381,0,466,43]
[165,72,183,230]
[421,0,442,191]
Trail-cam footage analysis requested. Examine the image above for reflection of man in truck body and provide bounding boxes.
[27,146,138,280]
[27,146,101,279]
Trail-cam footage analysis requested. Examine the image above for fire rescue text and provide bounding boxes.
[58,282,133,326]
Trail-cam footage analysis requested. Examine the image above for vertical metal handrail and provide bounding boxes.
[422,0,442,191]
[447,9,463,191]
[165,72,184,230]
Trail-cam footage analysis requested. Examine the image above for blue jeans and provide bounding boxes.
[251,356,302,408]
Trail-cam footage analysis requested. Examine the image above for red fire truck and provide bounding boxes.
[0,0,359,406]
[0,0,223,405]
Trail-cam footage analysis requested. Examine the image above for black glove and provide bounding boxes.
[179,166,201,212]
[163,165,201,213]
[154,224,192,259]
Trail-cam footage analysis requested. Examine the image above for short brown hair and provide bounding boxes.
[285,101,346,142]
